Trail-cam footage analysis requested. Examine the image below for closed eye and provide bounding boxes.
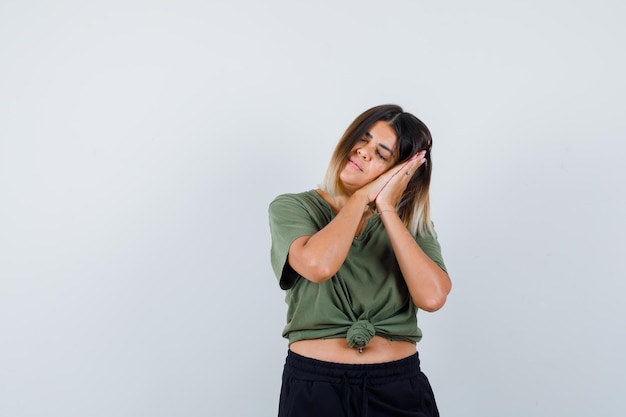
[361,133,393,161]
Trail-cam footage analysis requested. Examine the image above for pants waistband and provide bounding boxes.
[284,350,421,384]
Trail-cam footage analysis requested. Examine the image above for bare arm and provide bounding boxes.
[287,157,412,283]
[376,152,452,311]
[286,152,451,306]
[378,211,451,311]
[287,191,370,282]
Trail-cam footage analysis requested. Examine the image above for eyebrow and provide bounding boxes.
[365,131,395,157]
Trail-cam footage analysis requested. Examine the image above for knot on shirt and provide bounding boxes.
[346,320,376,348]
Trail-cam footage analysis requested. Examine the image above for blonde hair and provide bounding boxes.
[321,104,435,237]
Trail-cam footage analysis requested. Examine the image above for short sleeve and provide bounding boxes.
[415,224,448,273]
[268,193,321,290]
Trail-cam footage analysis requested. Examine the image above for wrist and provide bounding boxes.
[351,190,371,207]
[377,208,398,217]
[376,203,396,213]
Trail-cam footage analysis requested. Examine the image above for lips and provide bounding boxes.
[348,158,362,171]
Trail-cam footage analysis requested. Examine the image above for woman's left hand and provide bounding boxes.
[375,151,427,211]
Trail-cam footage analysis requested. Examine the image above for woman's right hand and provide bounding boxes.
[357,163,404,203]
[358,153,422,204]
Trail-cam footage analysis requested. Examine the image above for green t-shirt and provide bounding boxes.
[268,190,447,346]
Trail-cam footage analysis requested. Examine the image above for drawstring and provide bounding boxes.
[343,373,369,417]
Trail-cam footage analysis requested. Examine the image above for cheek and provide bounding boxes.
[373,161,392,176]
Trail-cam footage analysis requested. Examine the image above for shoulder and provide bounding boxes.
[269,189,334,231]
[269,190,322,212]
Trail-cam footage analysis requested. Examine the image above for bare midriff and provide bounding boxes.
[289,335,417,364]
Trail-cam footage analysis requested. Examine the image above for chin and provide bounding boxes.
[339,181,361,194]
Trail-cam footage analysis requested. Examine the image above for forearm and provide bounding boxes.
[289,191,370,282]
[379,211,451,312]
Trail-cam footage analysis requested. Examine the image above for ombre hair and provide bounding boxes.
[321,104,435,237]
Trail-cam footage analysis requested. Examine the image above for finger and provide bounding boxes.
[393,156,416,174]
[387,162,408,179]
[405,152,427,177]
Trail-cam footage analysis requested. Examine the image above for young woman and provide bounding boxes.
[269,104,451,417]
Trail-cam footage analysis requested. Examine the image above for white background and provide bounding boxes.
[1,1,625,416]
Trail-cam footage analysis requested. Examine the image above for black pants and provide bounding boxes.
[278,350,440,417]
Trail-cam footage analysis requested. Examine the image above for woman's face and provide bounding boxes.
[339,120,398,193]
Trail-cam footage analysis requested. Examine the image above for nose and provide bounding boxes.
[356,144,372,160]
